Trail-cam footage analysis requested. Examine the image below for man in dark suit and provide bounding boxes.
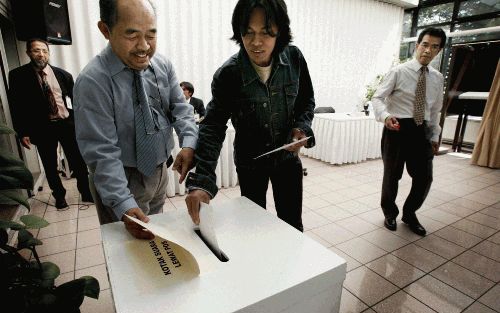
[180,81,205,122]
[8,38,92,210]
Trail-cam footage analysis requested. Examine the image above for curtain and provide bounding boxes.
[47,0,403,113]
[471,60,500,168]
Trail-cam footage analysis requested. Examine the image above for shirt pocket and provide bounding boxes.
[285,81,299,117]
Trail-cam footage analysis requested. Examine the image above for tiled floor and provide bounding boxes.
[27,152,499,313]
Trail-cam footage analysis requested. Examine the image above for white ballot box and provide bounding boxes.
[101,196,346,313]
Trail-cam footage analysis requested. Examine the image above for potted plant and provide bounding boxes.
[0,123,100,313]
[364,75,384,116]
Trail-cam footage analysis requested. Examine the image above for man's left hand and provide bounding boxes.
[285,128,307,152]
[431,141,439,155]
[172,147,195,183]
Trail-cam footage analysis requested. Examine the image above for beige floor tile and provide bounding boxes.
[78,205,98,218]
[478,284,500,312]
[75,264,110,290]
[37,233,77,257]
[336,200,376,215]
[336,216,380,236]
[414,234,466,259]
[465,192,499,206]
[311,223,357,245]
[37,219,78,239]
[433,226,483,248]
[361,228,410,252]
[436,202,476,218]
[77,228,103,249]
[302,211,331,230]
[315,205,353,222]
[357,209,385,227]
[339,288,368,313]
[304,184,331,196]
[452,219,497,239]
[55,271,75,286]
[303,196,331,210]
[43,207,79,223]
[462,302,497,313]
[80,288,115,313]
[329,246,362,272]
[304,231,332,248]
[392,244,446,272]
[372,290,436,313]
[366,254,425,288]
[404,275,474,313]
[430,262,495,299]
[420,208,462,225]
[39,250,76,274]
[489,231,500,245]
[343,266,398,306]
[472,240,500,262]
[336,237,387,264]
[449,198,488,212]
[480,207,500,219]
[453,251,500,282]
[467,213,500,230]
[392,225,426,242]
[76,244,105,270]
[412,215,447,234]
[78,215,100,232]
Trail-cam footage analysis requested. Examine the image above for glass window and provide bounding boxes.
[458,0,500,18]
[418,2,454,26]
[402,12,413,38]
[452,17,500,43]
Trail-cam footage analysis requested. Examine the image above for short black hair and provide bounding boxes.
[99,0,156,30]
[180,81,194,95]
[231,0,292,55]
[418,27,447,48]
[26,38,49,52]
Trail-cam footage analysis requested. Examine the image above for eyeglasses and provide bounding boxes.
[30,48,49,54]
[419,43,441,51]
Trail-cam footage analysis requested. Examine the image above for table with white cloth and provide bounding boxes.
[301,113,384,164]
[167,126,237,197]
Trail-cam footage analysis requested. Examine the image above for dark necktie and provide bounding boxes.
[414,66,427,125]
[133,70,159,177]
[38,71,58,115]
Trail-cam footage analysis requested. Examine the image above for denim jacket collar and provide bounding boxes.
[238,48,289,87]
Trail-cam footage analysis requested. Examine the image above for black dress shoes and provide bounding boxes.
[402,216,426,236]
[384,217,397,231]
[55,197,69,210]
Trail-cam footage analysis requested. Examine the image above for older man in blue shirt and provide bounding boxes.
[74,0,197,239]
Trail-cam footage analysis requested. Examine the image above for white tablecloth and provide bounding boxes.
[302,113,383,164]
[167,126,237,197]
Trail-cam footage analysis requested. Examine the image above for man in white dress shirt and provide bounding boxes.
[372,27,446,236]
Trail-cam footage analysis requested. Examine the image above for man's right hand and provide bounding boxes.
[384,116,400,131]
[122,207,154,240]
[21,137,31,149]
[185,189,211,225]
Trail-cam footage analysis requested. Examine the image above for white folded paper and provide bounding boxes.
[254,136,311,159]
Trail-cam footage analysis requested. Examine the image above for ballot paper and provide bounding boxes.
[196,203,223,258]
[254,136,311,159]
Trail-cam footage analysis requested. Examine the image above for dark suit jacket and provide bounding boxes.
[8,63,74,143]
[190,96,205,117]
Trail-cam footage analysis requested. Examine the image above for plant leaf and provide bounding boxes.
[0,219,25,230]
[17,229,43,249]
[57,276,100,300]
[0,190,30,209]
[0,165,34,190]
[0,123,15,135]
[20,215,49,229]
[40,261,60,288]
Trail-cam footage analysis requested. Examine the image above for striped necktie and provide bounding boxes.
[38,71,58,115]
[133,70,159,177]
[414,66,427,125]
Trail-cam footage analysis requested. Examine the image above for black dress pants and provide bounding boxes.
[34,119,91,200]
[237,156,304,232]
[380,119,434,221]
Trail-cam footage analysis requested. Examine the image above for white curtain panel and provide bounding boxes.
[49,0,403,113]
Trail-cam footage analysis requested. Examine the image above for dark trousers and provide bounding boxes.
[237,156,304,232]
[381,119,434,221]
[35,119,90,200]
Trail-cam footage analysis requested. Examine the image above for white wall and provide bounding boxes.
[48,0,403,113]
